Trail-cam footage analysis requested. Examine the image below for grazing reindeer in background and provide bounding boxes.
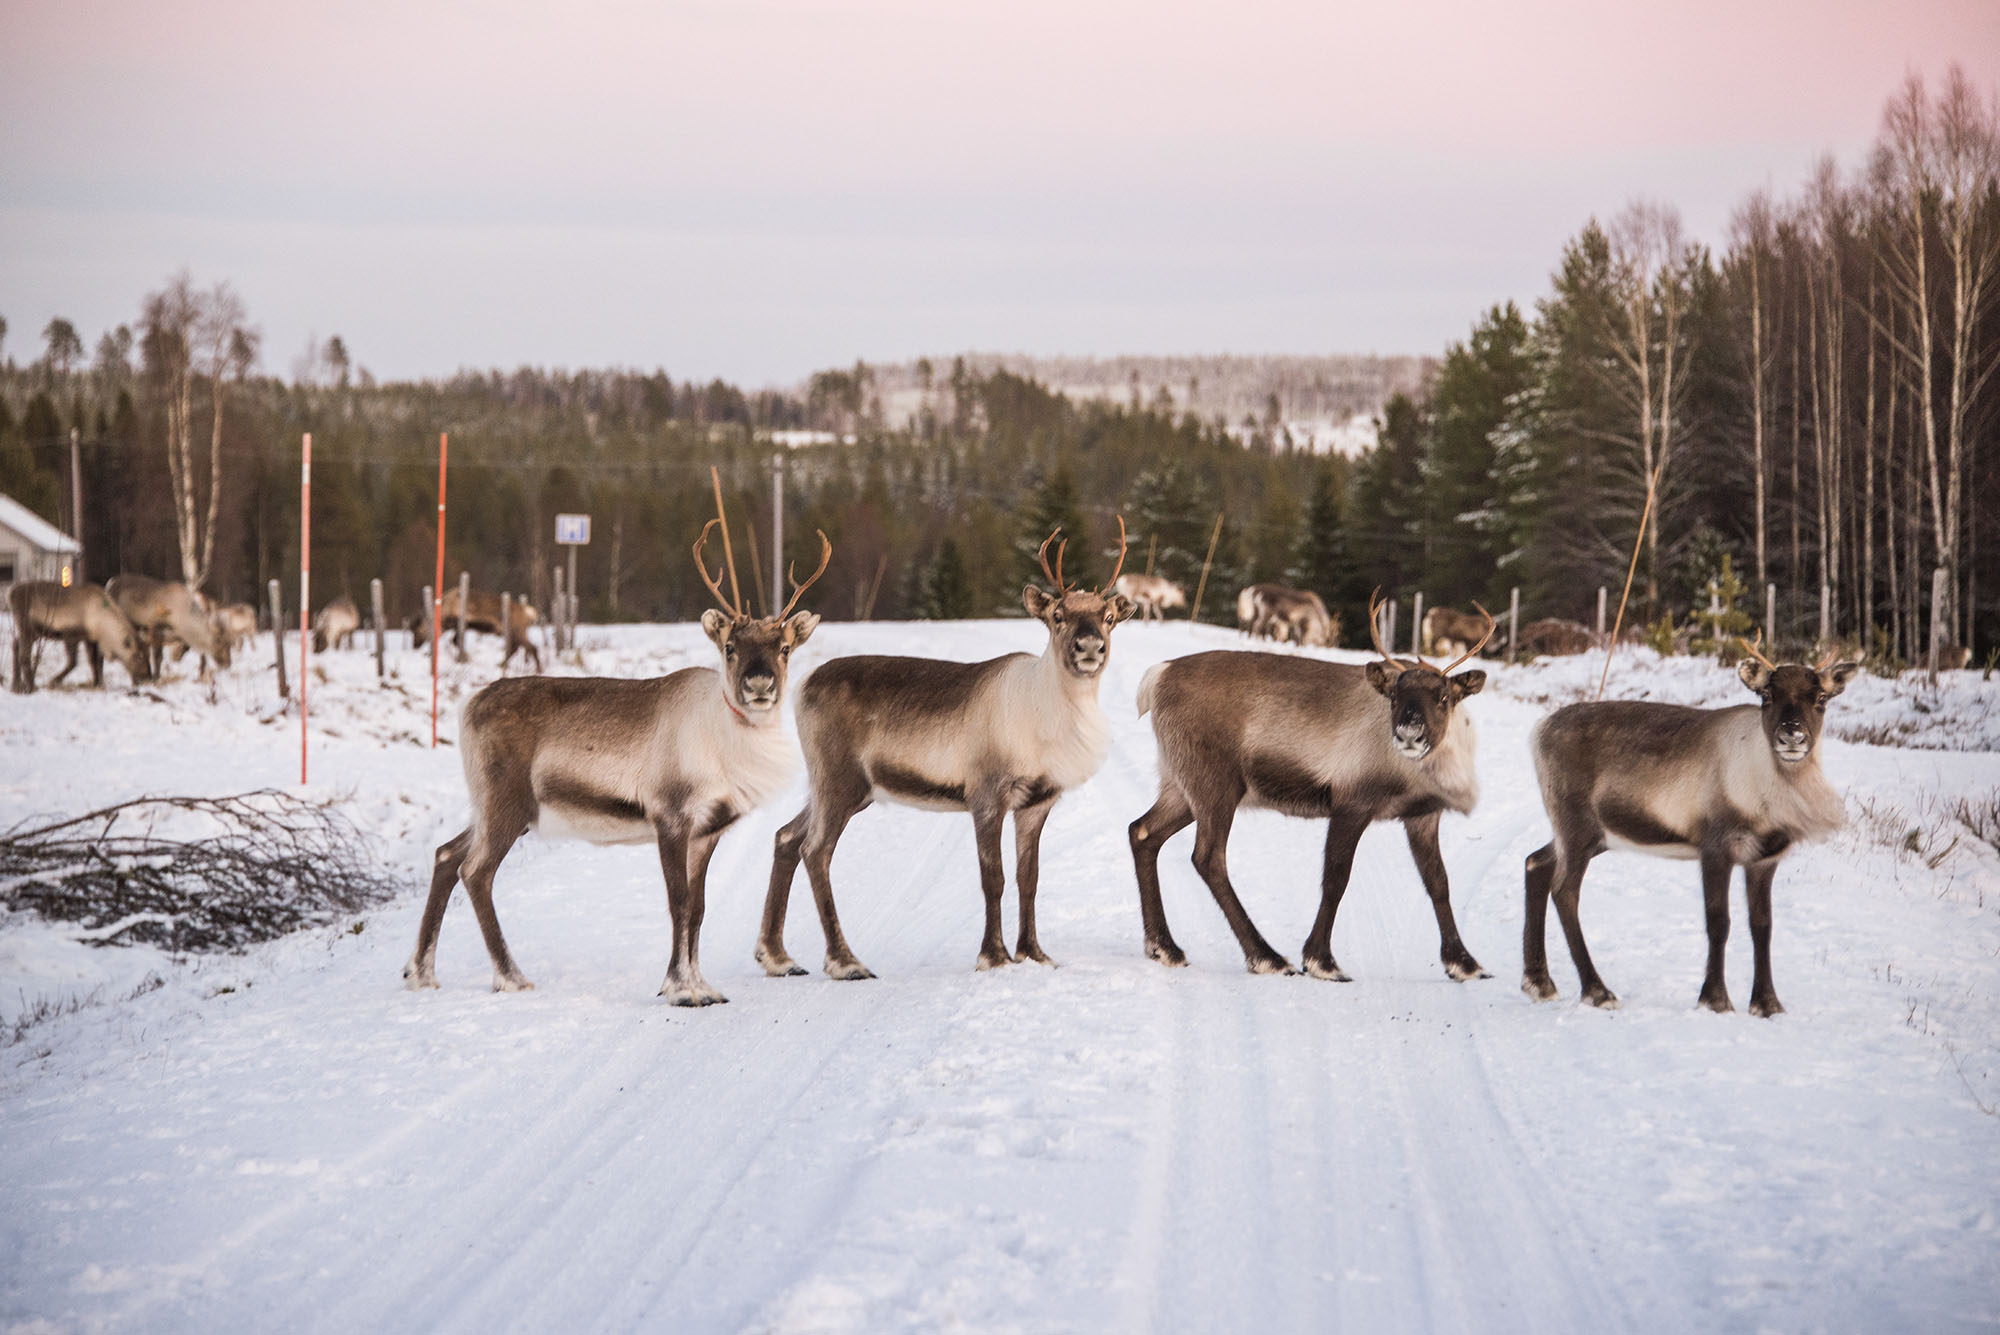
[8,581,150,692]
[409,587,543,672]
[1421,605,1496,661]
[1112,572,1186,623]
[214,603,260,658]
[1237,583,1334,646]
[1522,634,1857,1016]
[404,526,830,1004]
[1130,591,1493,981]
[312,594,362,652]
[759,522,1135,977]
[106,574,230,676]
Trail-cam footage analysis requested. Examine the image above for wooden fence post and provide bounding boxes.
[1411,592,1424,656]
[1766,583,1778,650]
[1596,586,1607,638]
[499,593,512,677]
[267,578,287,701]
[455,571,471,664]
[371,578,386,681]
[1508,587,1521,663]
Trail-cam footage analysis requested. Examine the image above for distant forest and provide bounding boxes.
[2,67,1996,659]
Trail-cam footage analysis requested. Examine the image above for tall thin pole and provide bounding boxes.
[299,433,311,785]
[1189,513,1225,625]
[69,427,83,582]
[771,453,784,616]
[432,432,447,748]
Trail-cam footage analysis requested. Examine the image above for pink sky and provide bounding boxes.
[3,0,1996,385]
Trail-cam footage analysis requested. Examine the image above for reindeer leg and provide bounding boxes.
[1012,795,1057,965]
[655,818,706,1005]
[1130,787,1194,966]
[51,638,79,686]
[801,774,874,980]
[1744,858,1784,1018]
[86,641,105,688]
[756,805,813,976]
[460,824,533,992]
[1549,833,1614,1008]
[1697,848,1735,1013]
[405,827,471,989]
[971,793,1012,970]
[1522,841,1560,1000]
[1406,810,1488,980]
[1301,810,1369,980]
[662,823,728,1006]
[1189,790,1294,975]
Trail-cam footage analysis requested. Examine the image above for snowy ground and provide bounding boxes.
[2,619,1997,1334]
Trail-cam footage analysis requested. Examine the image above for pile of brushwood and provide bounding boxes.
[0,791,401,951]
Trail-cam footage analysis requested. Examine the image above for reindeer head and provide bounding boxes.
[97,590,150,681]
[1736,633,1860,765]
[1363,589,1489,760]
[695,522,828,719]
[1022,519,1135,678]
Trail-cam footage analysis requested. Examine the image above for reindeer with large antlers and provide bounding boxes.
[1521,633,1857,1016]
[404,523,830,1004]
[1128,590,1494,980]
[757,521,1136,977]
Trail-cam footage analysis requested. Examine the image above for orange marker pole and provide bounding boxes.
[432,432,448,748]
[299,433,312,784]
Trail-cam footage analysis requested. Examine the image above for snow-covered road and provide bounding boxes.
[3,621,1996,1332]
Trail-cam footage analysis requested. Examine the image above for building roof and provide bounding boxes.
[0,491,80,555]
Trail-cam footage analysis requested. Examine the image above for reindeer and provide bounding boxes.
[8,580,150,692]
[1521,636,1856,1016]
[1237,583,1334,646]
[106,574,230,675]
[1129,591,1493,981]
[215,603,260,658]
[404,526,830,1004]
[758,523,1136,978]
[312,594,362,652]
[409,587,542,672]
[1516,617,1596,658]
[1112,572,1186,623]
[1421,605,1496,661]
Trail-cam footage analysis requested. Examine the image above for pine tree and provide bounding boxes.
[1014,466,1090,608]
[917,536,974,618]
[1424,303,1530,607]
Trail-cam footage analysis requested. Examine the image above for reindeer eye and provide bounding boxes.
[1052,610,1064,626]
[1815,693,1828,707]
[725,643,736,658]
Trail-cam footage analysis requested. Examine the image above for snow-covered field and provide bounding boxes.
[3,619,1997,1334]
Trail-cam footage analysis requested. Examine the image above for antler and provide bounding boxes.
[1366,587,1396,661]
[1440,602,1496,674]
[1739,628,1779,671]
[1812,642,1842,672]
[1037,528,1070,594]
[1099,515,1127,591]
[778,529,834,620]
[693,519,742,618]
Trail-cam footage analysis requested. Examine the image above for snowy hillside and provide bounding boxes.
[2,621,1997,1333]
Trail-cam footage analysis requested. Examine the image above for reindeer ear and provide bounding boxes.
[1820,661,1861,696]
[1738,659,1772,693]
[700,608,731,648]
[784,610,820,647]
[1449,669,1486,699]
[1022,586,1056,620]
[1364,660,1405,697]
[1104,593,1136,625]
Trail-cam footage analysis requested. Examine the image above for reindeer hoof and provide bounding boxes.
[1698,989,1734,1014]
[825,958,875,981]
[401,961,438,991]
[1445,955,1491,982]
[1146,940,1188,968]
[1247,954,1298,977]
[1583,988,1620,1010]
[492,975,536,993]
[1014,945,1055,967]
[1748,994,1785,1018]
[976,950,1014,971]
[1303,957,1351,982]
[755,946,808,978]
[1521,975,1558,1003]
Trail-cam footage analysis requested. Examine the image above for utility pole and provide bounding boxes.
[69,428,83,582]
[771,452,785,614]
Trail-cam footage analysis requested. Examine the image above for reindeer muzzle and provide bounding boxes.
[1070,634,1107,674]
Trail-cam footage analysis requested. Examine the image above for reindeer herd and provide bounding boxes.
[406,525,1863,1021]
